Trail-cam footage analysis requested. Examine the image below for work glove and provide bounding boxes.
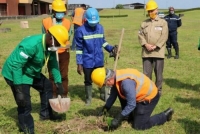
[14,85,26,107]
[56,83,64,96]
[77,64,83,75]
[109,113,125,130]
[98,105,110,117]
[109,45,119,61]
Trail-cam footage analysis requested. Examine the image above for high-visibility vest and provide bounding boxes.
[115,69,158,102]
[72,7,85,26]
[42,17,71,53]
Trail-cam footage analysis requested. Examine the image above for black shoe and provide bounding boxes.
[174,55,179,59]
[167,48,172,59]
[40,114,62,121]
[164,108,174,121]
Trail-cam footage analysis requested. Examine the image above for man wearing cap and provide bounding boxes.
[164,7,182,59]
[91,67,174,130]
[138,0,168,95]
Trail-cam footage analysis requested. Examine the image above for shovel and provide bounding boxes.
[49,19,71,113]
[104,28,125,101]
[49,95,71,113]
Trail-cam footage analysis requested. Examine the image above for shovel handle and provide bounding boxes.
[58,95,62,105]
[113,28,124,70]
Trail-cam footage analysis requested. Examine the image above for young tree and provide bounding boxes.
[116,4,124,9]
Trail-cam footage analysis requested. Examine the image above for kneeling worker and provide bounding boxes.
[91,68,174,130]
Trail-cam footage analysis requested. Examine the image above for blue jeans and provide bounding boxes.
[71,24,80,51]
[4,73,53,134]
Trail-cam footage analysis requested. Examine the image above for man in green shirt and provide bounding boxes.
[1,25,68,134]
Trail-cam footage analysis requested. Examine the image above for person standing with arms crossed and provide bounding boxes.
[138,0,168,95]
[42,0,71,98]
[164,7,182,59]
[71,4,86,51]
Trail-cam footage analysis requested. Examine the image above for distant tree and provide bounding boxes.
[116,4,124,9]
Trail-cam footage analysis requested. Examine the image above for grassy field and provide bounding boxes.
[0,9,200,134]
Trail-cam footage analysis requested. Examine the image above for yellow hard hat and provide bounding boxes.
[52,0,66,12]
[49,25,68,47]
[146,0,158,11]
[91,68,106,88]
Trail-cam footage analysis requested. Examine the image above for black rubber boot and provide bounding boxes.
[167,48,172,59]
[85,86,92,106]
[174,47,179,59]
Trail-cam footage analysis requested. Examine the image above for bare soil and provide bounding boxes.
[53,116,109,133]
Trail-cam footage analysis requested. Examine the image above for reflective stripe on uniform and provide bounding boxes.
[83,34,103,40]
[76,50,83,54]
[116,72,153,101]
[102,42,108,47]
[165,18,180,20]
[116,74,144,95]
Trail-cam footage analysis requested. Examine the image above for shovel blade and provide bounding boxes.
[49,96,70,113]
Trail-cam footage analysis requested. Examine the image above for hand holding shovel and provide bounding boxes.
[49,83,71,113]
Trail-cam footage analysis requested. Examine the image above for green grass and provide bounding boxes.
[0,9,200,133]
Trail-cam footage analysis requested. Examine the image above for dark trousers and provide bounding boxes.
[49,50,70,97]
[132,93,167,130]
[119,93,167,130]
[71,24,80,50]
[83,68,94,86]
[143,58,164,92]
[4,74,53,134]
[83,66,103,86]
[166,31,178,49]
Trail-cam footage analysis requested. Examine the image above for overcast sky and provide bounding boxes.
[68,0,200,9]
